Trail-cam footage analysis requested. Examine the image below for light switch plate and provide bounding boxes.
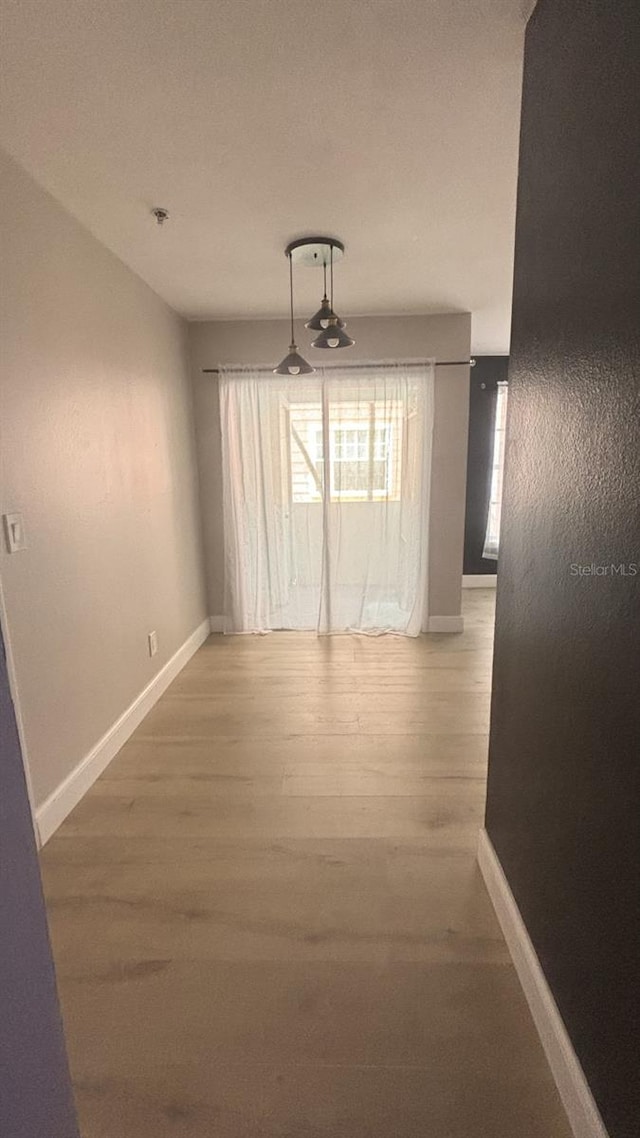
[3,513,27,553]
[148,630,159,658]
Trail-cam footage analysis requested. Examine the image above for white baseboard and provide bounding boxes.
[209,615,225,633]
[36,617,211,845]
[477,829,608,1138]
[426,615,464,633]
[462,574,497,588]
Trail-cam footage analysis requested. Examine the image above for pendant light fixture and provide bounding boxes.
[312,315,355,349]
[311,244,354,350]
[273,251,315,376]
[305,259,346,331]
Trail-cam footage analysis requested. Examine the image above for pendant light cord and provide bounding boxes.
[323,259,328,302]
[289,253,295,345]
[330,244,334,309]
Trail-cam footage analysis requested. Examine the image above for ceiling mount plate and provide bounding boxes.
[285,236,345,268]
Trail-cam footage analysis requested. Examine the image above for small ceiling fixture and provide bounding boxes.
[274,250,315,376]
[151,207,169,226]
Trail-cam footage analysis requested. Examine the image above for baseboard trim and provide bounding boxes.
[426,615,464,633]
[462,574,497,588]
[477,829,608,1138]
[209,615,225,633]
[36,617,211,845]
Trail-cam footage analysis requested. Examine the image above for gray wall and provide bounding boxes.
[485,2,640,1135]
[189,314,471,622]
[0,149,208,811]
[0,617,79,1138]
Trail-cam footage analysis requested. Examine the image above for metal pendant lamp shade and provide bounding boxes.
[274,253,315,376]
[305,296,346,331]
[274,346,315,376]
[310,243,352,347]
[306,262,346,330]
[312,316,355,350]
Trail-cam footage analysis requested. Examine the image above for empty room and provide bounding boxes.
[1,3,638,1138]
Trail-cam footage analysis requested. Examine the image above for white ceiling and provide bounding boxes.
[0,0,528,353]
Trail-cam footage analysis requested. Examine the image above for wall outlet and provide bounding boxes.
[3,512,27,553]
[147,630,159,658]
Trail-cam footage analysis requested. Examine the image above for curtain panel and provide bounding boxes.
[219,362,434,635]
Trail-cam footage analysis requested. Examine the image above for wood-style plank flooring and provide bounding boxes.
[40,590,571,1137]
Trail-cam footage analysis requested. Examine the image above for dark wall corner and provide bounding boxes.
[0,627,79,1138]
[484,2,640,1136]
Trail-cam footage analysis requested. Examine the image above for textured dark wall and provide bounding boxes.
[0,627,79,1138]
[485,2,640,1136]
[463,356,509,575]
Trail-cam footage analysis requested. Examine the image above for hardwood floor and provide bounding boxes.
[40,590,571,1137]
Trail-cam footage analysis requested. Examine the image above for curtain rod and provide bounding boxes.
[203,359,475,374]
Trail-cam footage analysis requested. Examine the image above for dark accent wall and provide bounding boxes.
[484,3,640,1137]
[463,356,509,575]
[0,626,79,1138]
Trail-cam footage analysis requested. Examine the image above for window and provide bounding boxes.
[289,402,400,502]
[483,382,508,559]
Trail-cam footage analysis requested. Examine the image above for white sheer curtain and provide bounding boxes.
[220,362,434,636]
